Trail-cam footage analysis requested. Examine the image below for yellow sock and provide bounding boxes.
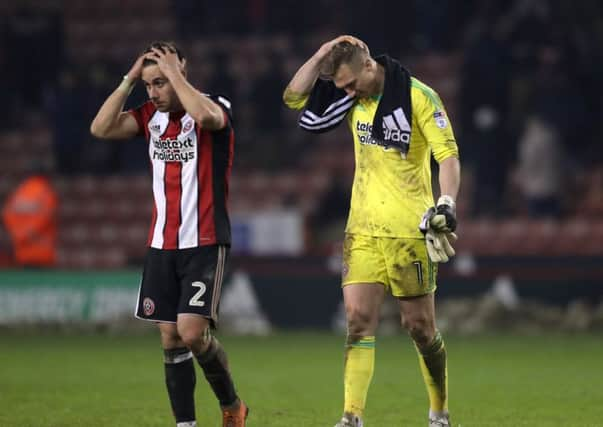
[416,331,448,412]
[343,335,375,417]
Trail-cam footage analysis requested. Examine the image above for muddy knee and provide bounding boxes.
[402,317,434,348]
[346,304,378,336]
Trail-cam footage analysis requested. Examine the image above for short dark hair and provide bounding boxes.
[142,41,185,67]
[320,41,368,78]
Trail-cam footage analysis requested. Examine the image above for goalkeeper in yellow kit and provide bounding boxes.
[283,36,460,427]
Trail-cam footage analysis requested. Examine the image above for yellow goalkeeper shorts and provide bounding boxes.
[341,233,437,297]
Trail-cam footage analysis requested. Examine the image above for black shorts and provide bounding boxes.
[135,245,229,326]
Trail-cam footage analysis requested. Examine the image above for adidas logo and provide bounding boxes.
[382,107,411,143]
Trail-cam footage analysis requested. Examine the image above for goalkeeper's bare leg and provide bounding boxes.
[335,283,386,426]
[399,293,449,426]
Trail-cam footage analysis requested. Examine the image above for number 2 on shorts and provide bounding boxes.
[189,281,207,307]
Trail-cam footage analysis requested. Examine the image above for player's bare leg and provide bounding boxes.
[160,322,197,427]
[177,314,248,427]
[398,293,449,426]
[335,283,386,427]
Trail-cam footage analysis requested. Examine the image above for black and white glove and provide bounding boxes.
[419,204,458,263]
[429,195,457,233]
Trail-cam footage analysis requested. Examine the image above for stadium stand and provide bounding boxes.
[0,0,601,268]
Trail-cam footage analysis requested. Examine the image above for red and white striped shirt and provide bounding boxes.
[129,96,234,249]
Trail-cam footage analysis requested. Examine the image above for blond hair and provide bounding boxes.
[320,41,368,78]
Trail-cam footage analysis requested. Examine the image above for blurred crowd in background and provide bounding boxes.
[0,0,602,268]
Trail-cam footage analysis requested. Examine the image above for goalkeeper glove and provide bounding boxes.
[424,228,457,263]
[419,206,458,263]
[429,195,457,233]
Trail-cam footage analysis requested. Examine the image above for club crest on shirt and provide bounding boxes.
[434,110,448,129]
[182,120,194,133]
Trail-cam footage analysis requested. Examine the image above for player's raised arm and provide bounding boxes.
[146,47,225,131]
[283,35,367,105]
[90,55,144,140]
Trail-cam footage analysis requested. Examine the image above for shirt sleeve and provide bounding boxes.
[283,88,309,110]
[128,102,155,137]
[209,94,234,129]
[412,81,459,163]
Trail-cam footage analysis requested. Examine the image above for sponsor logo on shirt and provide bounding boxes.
[356,120,411,147]
[152,137,196,163]
[356,121,379,145]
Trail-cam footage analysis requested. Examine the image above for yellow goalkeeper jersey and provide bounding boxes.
[285,77,459,238]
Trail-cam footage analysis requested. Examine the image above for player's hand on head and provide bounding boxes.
[147,47,184,76]
[316,35,368,60]
[126,54,147,80]
[337,35,368,52]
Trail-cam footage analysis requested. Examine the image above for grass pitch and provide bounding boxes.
[0,331,601,426]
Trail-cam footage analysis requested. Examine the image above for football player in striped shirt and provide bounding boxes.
[91,41,247,427]
[283,36,460,427]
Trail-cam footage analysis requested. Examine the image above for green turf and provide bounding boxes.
[0,331,601,426]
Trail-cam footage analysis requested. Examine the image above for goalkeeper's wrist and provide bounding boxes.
[437,195,456,209]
